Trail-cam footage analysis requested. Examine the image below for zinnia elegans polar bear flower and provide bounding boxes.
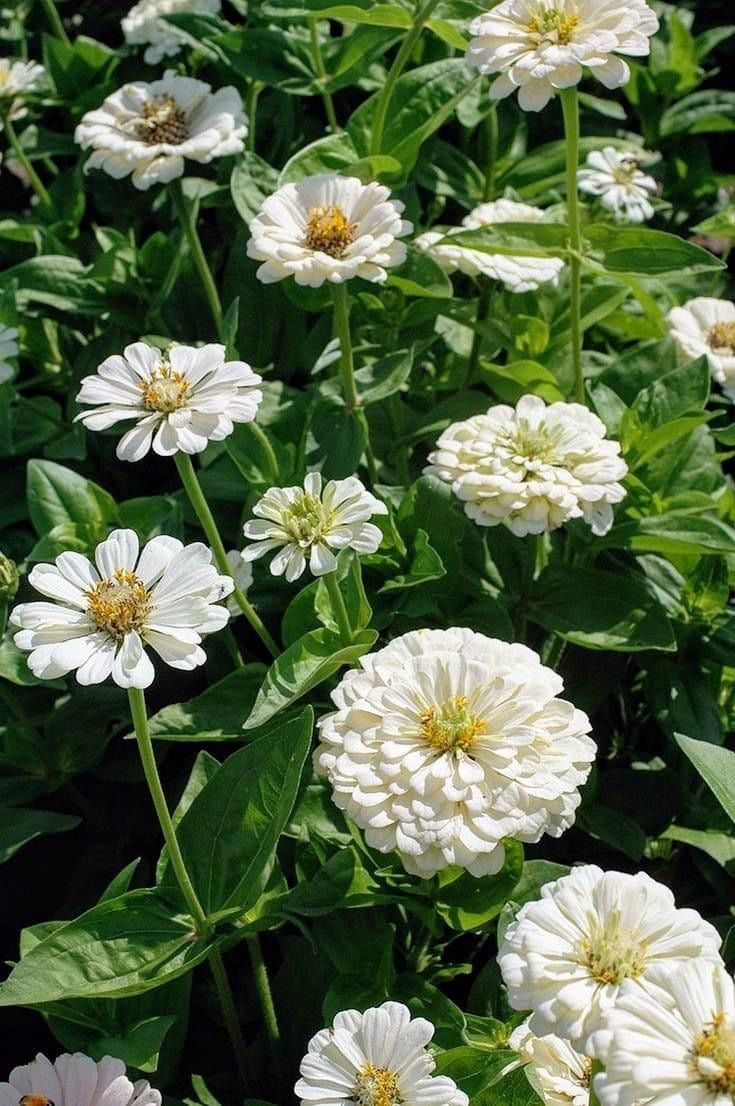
[0,58,45,118]
[509,1020,591,1106]
[75,342,263,461]
[498,865,723,1052]
[247,173,412,287]
[315,627,595,878]
[577,148,657,223]
[242,472,387,581]
[295,1001,469,1106]
[0,324,18,384]
[0,1052,160,1106]
[10,529,233,689]
[425,395,628,537]
[666,297,735,401]
[466,0,659,112]
[74,72,246,190]
[122,0,222,64]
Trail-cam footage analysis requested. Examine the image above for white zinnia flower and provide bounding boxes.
[75,342,263,461]
[0,1052,160,1106]
[295,1001,469,1106]
[425,395,628,537]
[315,627,595,878]
[0,58,45,119]
[0,324,18,384]
[510,1020,591,1106]
[224,549,252,617]
[242,472,387,581]
[10,529,233,689]
[498,865,723,1052]
[666,297,735,401]
[466,0,659,112]
[577,148,657,223]
[247,173,412,287]
[122,0,222,64]
[74,71,246,190]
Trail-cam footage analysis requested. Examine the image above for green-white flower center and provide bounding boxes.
[283,492,331,546]
[611,162,640,187]
[305,205,356,258]
[420,695,486,753]
[709,321,735,356]
[582,916,647,985]
[527,7,580,44]
[86,569,150,640]
[694,1015,735,1095]
[509,424,562,469]
[354,1064,401,1106]
[140,362,190,413]
[135,94,189,145]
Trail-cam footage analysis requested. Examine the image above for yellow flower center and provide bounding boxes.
[135,94,189,145]
[582,916,647,985]
[86,569,150,640]
[611,161,640,186]
[419,695,486,753]
[694,1014,735,1095]
[708,321,735,355]
[354,1064,401,1106]
[139,362,190,413]
[304,205,356,258]
[527,7,580,43]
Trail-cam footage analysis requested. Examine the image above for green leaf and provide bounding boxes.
[94,1015,178,1073]
[693,205,735,241]
[263,0,413,26]
[26,459,118,537]
[576,804,647,861]
[230,152,281,225]
[435,841,524,930]
[603,514,735,556]
[307,395,368,479]
[474,1065,543,1106]
[434,1048,517,1100]
[315,552,372,633]
[0,806,79,864]
[585,224,723,276]
[379,528,445,592]
[147,666,268,742]
[446,222,569,257]
[675,733,735,822]
[661,825,735,868]
[386,248,452,298]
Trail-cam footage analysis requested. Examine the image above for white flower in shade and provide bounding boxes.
[295,1001,469,1106]
[425,395,627,537]
[0,1052,160,1106]
[315,627,595,878]
[10,529,233,689]
[510,1021,591,1106]
[498,865,723,1052]
[666,297,735,401]
[247,173,412,287]
[594,962,735,1106]
[0,58,45,118]
[224,549,252,617]
[75,342,262,461]
[74,71,246,190]
[0,324,18,384]
[577,148,657,223]
[122,0,222,64]
[242,472,387,582]
[466,0,659,112]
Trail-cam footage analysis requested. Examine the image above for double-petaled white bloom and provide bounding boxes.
[0,324,18,384]
[425,395,627,537]
[75,342,262,461]
[122,0,222,64]
[247,174,412,287]
[509,1021,591,1106]
[466,0,659,112]
[10,529,233,689]
[315,628,595,878]
[577,148,657,223]
[295,1001,469,1106]
[666,297,735,401]
[74,72,246,190]
[0,1053,160,1106]
[0,58,45,118]
[498,865,723,1052]
[242,472,387,581]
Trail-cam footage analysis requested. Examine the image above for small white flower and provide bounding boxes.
[10,529,233,689]
[498,865,723,1052]
[0,58,44,119]
[510,1020,591,1106]
[0,323,18,384]
[242,472,387,582]
[74,71,246,190]
[122,0,222,64]
[467,0,659,112]
[666,297,735,401]
[577,148,657,223]
[425,395,628,537]
[315,627,595,878]
[294,1001,469,1106]
[247,173,412,287]
[75,342,263,461]
[224,549,252,617]
[0,1052,160,1106]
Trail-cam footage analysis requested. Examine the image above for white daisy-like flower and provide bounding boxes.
[242,471,387,582]
[0,58,45,119]
[315,627,595,878]
[224,549,252,617]
[666,297,735,401]
[498,865,723,1052]
[425,395,628,537]
[294,1001,469,1106]
[0,323,18,384]
[10,529,233,689]
[0,1052,160,1106]
[577,148,657,223]
[466,0,659,112]
[75,342,263,462]
[122,0,222,64]
[246,173,412,287]
[510,1020,591,1106]
[74,71,246,191]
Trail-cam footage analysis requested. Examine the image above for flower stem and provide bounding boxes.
[174,452,279,658]
[308,18,340,133]
[245,81,262,152]
[171,180,224,337]
[247,420,279,485]
[324,570,352,643]
[331,284,378,484]
[246,934,281,1054]
[560,87,584,405]
[481,103,498,202]
[38,0,71,46]
[3,113,51,210]
[465,278,492,386]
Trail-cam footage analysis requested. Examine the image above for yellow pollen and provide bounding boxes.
[527,8,580,44]
[419,695,485,753]
[693,1014,735,1095]
[354,1064,401,1106]
[86,569,150,640]
[581,916,647,985]
[708,321,735,355]
[140,362,190,413]
[135,94,189,145]
[304,205,356,258]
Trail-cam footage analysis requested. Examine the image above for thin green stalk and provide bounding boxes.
[542,633,567,670]
[482,103,498,202]
[245,81,263,152]
[560,87,584,405]
[38,0,71,45]
[466,278,492,386]
[171,181,223,336]
[331,283,359,410]
[3,113,51,209]
[174,452,279,658]
[308,18,340,133]
[208,947,253,1088]
[324,570,352,643]
[246,934,281,1055]
[247,421,279,485]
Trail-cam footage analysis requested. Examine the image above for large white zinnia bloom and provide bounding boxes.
[74,71,246,190]
[466,0,659,112]
[294,1001,469,1106]
[10,529,233,689]
[0,1052,160,1106]
[425,395,628,537]
[577,148,657,224]
[498,865,723,1052]
[0,324,18,384]
[75,342,263,461]
[666,297,735,401]
[315,627,595,878]
[247,174,412,287]
[509,1020,591,1106]
[122,0,222,64]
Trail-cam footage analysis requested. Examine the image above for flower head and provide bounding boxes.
[315,627,595,878]
[509,1020,591,1106]
[425,395,628,537]
[295,1001,469,1106]
[577,148,657,223]
[498,865,723,1051]
[666,297,735,401]
[122,0,222,64]
[242,472,387,581]
[0,58,44,119]
[247,173,412,287]
[467,0,659,112]
[2,1052,160,1106]
[74,71,246,190]
[0,323,18,384]
[10,529,233,689]
[75,341,262,461]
